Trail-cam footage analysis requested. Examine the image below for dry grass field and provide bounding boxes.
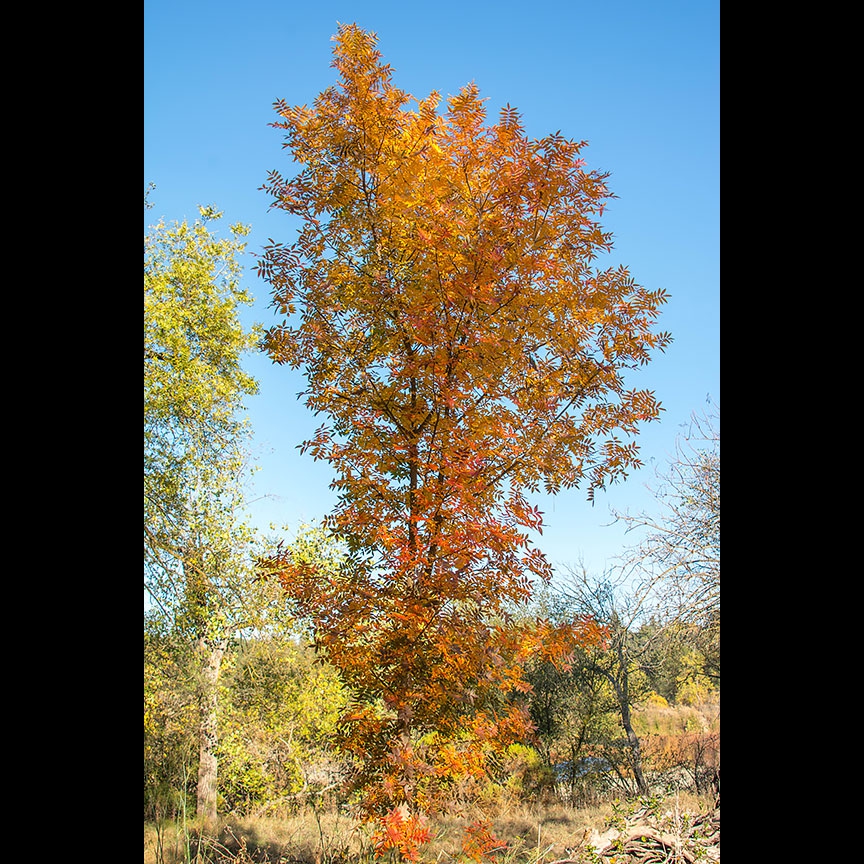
[144,790,715,863]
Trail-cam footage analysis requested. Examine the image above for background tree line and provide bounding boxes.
[145,556,719,822]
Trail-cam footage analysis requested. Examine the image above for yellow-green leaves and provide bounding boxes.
[145,204,261,633]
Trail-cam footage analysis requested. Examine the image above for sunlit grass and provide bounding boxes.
[144,790,715,863]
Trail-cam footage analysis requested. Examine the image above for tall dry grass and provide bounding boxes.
[144,790,713,864]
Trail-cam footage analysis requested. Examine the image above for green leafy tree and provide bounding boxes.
[145,197,271,827]
[217,634,349,815]
[144,200,259,602]
[144,613,199,821]
[634,618,716,704]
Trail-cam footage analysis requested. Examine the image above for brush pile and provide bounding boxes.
[575,800,720,863]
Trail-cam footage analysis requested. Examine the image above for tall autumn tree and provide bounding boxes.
[144,198,265,827]
[260,25,670,819]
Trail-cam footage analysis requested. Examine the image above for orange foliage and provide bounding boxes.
[260,23,668,826]
[462,819,508,862]
[370,805,432,862]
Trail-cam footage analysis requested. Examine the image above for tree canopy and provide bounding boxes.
[259,24,672,821]
[144,203,259,623]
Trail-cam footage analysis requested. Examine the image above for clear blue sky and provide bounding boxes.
[144,0,719,580]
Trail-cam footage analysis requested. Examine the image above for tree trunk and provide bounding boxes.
[196,635,227,829]
[612,642,648,795]
[618,696,648,795]
[602,639,649,796]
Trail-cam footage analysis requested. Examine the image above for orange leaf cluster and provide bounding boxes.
[462,819,508,863]
[370,804,432,862]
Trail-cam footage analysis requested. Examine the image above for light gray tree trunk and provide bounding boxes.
[196,635,227,829]
[617,686,648,795]
[610,640,648,795]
